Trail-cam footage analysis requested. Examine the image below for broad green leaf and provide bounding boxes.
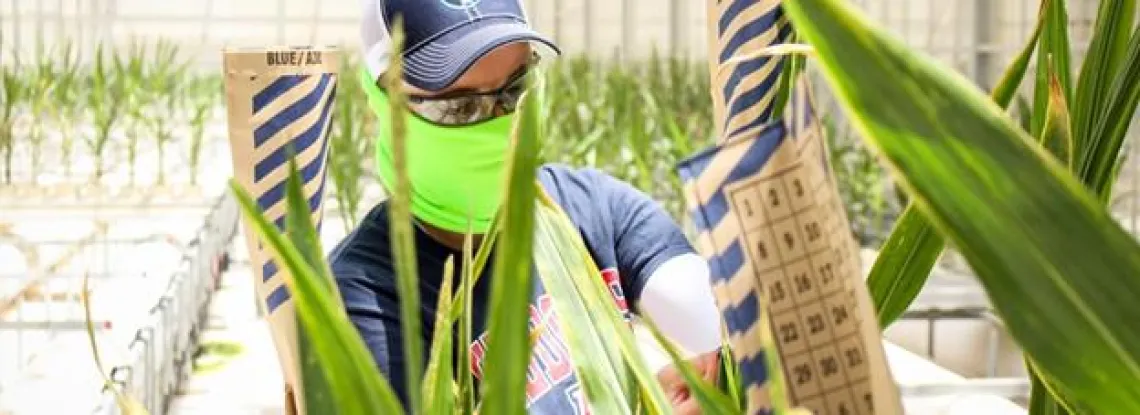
[422,256,457,413]
[640,316,736,415]
[230,178,403,415]
[479,71,542,415]
[533,193,672,414]
[532,204,634,414]
[1073,0,1136,167]
[1032,0,1072,138]
[1039,62,1073,168]
[284,157,337,414]
[866,0,1045,327]
[1080,29,1140,200]
[783,1,1140,413]
[381,19,424,413]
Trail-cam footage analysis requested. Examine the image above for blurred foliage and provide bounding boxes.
[0,37,220,188]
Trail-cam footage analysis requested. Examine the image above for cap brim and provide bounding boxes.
[403,17,560,92]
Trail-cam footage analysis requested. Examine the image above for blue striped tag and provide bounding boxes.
[248,73,337,313]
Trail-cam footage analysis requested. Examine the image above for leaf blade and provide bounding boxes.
[230,179,404,415]
[865,0,1045,327]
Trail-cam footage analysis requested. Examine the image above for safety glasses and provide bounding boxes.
[370,53,540,126]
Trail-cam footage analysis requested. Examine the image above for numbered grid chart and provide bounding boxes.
[728,160,874,415]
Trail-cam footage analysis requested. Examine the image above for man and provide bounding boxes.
[329,0,724,413]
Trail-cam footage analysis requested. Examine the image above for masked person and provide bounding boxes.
[328,0,724,413]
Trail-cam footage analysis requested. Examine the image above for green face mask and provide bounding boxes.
[360,68,513,234]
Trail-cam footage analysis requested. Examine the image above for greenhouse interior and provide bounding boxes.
[2,0,1139,414]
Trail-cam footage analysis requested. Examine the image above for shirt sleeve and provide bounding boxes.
[584,169,696,311]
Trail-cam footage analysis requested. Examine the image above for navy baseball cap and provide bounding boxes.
[361,0,560,91]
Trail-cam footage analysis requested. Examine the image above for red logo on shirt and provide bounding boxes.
[468,267,629,411]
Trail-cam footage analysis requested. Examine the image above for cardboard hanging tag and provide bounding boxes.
[678,76,903,414]
[222,45,341,414]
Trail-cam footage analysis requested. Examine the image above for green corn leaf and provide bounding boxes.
[1072,0,1136,167]
[380,18,424,414]
[456,221,477,414]
[283,157,337,414]
[717,342,743,411]
[1028,363,1071,415]
[640,315,735,415]
[1080,28,1140,200]
[478,71,542,415]
[866,204,944,327]
[1040,61,1073,168]
[1032,0,1072,138]
[533,192,672,414]
[229,178,403,415]
[532,204,635,414]
[865,0,1045,327]
[993,0,1048,109]
[771,32,807,121]
[422,255,457,414]
[1014,94,1034,134]
[783,1,1140,413]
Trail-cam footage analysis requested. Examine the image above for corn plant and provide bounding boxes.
[187,75,219,187]
[0,52,23,185]
[784,0,1140,413]
[85,44,126,183]
[119,39,149,186]
[49,40,80,180]
[145,39,189,186]
[26,40,59,185]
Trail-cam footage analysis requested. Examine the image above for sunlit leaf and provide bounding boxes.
[533,193,672,414]
[230,178,403,415]
[284,157,337,413]
[423,256,457,413]
[478,70,542,415]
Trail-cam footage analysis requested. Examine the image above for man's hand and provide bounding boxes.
[656,351,721,415]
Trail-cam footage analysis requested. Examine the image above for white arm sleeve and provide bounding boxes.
[637,253,723,358]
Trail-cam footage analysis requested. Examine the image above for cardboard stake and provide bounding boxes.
[688,2,903,414]
[222,45,341,415]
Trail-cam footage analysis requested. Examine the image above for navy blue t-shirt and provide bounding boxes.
[328,164,694,414]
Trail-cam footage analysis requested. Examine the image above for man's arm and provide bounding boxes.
[591,170,723,358]
[639,253,723,356]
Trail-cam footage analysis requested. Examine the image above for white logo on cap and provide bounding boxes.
[441,0,482,10]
